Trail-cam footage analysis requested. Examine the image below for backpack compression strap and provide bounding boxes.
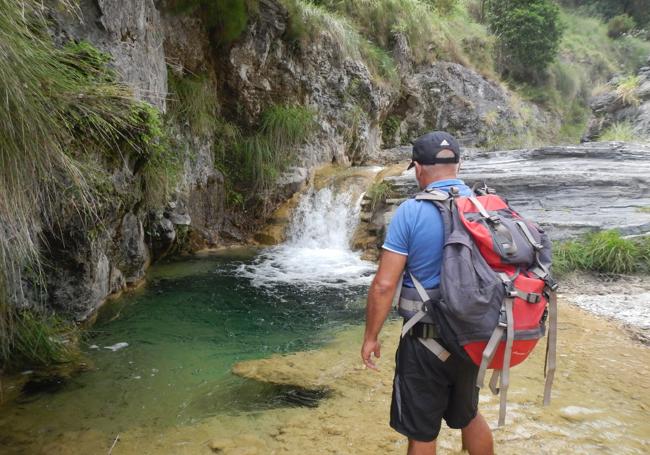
[402,273,450,362]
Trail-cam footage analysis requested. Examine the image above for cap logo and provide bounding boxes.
[440,139,450,146]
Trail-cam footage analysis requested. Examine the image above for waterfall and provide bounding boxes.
[238,186,376,288]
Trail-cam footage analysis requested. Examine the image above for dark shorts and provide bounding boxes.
[390,333,479,442]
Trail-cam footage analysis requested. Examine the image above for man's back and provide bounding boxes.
[383,178,472,288]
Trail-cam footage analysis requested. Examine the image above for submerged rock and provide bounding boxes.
[103,342,129,352]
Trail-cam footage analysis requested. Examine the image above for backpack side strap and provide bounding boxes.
[543,289,558,406]
[476,273,517,427]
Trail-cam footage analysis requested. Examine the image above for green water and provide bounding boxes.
[0,250,370,445]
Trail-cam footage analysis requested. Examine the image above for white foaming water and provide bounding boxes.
[239,187,376,288]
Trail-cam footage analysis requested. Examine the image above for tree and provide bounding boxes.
[487,0,564,82]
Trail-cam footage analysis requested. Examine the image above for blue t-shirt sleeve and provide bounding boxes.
[382,201,411,255]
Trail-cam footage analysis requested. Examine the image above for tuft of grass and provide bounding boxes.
[616,74,641,107]
[553,230,650,275]
[1,309,81,372]
[282,0,399,86]
[167,70,219,137]
[366,181,394,211]
[584,230,639,274]
[599,122,638,142]
[225,105,316,197]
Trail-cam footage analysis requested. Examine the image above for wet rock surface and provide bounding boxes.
[378,142,650,241]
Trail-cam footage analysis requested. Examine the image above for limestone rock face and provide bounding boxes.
[583,56,650,142]
[51,0,167,110]
[387,62,557,148]
[223,0,395,167]
[40,0,560,319]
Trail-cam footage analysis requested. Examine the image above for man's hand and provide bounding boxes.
[361,249,406,372]
[361,338,381,370]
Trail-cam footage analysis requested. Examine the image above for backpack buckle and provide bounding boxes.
[545,276,559,292]
[498,307,508,327]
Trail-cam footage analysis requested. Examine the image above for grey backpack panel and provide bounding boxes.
[434,201,505,344]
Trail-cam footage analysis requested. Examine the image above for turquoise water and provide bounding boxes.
[0,250,372,443]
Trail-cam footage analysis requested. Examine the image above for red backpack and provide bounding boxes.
[402,184,558,426]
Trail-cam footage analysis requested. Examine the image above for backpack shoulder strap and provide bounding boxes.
[414,189,450,202]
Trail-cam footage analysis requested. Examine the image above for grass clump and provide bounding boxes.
[282,0,399,85]
[616,74,641,107]
[366,181,394,211]
[223,105,316,198]
[599,122,638,142]
[0,308,80,372]
[553,230,650,275]
[313,0,493,73]
[167,71,219,137]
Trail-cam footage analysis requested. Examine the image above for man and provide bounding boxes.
[361,131,494,455]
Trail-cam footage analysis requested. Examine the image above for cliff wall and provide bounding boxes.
[38,0,555,319]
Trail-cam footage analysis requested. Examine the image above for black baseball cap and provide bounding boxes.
[407,131,461,170]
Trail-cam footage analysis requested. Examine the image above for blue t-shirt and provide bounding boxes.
[382,179,472,288]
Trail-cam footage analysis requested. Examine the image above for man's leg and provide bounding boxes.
[408,439,436,455]
[460,412,493,455]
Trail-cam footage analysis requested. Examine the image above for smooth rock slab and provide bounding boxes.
[384,142,650,240]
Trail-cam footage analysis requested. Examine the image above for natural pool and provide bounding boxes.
[0,182,382,453]
[0,248,375,452]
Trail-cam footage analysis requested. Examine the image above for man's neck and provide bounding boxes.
[421,175,459,188]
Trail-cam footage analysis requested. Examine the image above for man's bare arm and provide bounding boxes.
[361,250,407,369]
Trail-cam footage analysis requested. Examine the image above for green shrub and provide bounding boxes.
[607,13,636,38]
[167,0,258,44]
[382,115,401,146]
[488,0,564,82]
